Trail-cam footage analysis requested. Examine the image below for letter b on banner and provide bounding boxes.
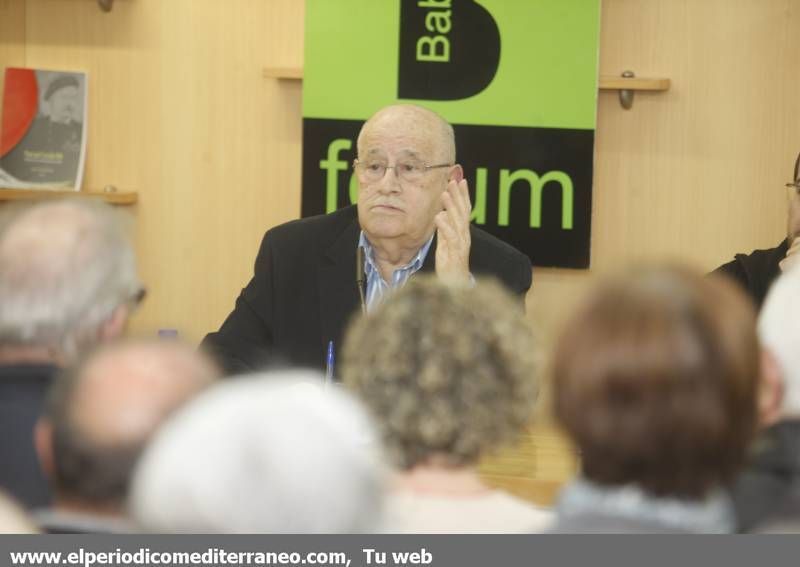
[398,0,500,100]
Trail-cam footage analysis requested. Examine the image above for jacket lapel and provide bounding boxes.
[317,212,362,358]
[420,231,437,274]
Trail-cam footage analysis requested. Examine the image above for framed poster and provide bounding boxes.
[0,68,88,191]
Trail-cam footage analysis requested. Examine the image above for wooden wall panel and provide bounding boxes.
[531,0,800,363]
[594,0,799,268]
[0,0,26,94]
[22,0,304,341]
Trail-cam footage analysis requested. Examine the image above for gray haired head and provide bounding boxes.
[759,265,800,418]
[0,199,141,358]
[129,370,385,533]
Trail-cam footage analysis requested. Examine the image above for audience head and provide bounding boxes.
[552,266,760,499]
[758,264,800,422]
[355,104,463,250]
[36,339,218,514]
[129,371,384,533]
[342,276,538,470]
[0,199,142,362]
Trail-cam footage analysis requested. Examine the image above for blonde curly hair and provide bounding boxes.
[342,276,537,469]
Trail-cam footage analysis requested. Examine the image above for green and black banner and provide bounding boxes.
[302,0,600,268]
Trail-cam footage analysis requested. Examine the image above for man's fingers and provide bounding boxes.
[459,179,472,216]
[448,179,471,219]
[435,210,461,247]
[436,184,472,283]
[443,179,466,220]
[441,192,467,242]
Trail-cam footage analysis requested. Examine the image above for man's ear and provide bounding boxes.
[759,348,784,429]
[99,304,130,342]
[449,164,464,182]
[34,419,55,480]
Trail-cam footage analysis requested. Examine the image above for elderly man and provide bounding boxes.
[33,340,218,533]
[731,265,800,532]
[202,104,532,374]
[713,151,800,308]
[0,199,142,508]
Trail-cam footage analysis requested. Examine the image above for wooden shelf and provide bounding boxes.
[262,67,304,80]
[598,76,670,91]
[0,188,138,206]
[262,67,671,93]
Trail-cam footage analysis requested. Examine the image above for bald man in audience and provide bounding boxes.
[0,199,142,508]
[32,340,219,533]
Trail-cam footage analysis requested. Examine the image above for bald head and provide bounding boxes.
[0,201,98,276]
[357,104,456,165]
[70,341,218,446]
[0,199,141,358]
[40,340,219,512]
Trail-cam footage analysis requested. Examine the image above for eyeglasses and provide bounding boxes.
[786,180,800,194]
[353,158,452,184]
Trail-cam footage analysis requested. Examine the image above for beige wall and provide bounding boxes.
[1,0,799,499]
[0,0,306,343]
[533,0,800,357]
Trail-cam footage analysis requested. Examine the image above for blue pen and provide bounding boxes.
[325,341,335,386]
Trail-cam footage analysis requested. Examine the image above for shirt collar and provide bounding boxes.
[358,231,434,283]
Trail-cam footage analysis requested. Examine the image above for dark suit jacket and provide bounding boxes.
[712,240,787,309]
[202,205,532,375]
[0,363,56,509]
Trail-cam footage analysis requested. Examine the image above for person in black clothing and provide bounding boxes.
[202,104,532,375]
[0,200,142,509]
[713,151,800,308]
[731,265,800,532]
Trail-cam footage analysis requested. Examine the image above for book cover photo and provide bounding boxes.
[0,68,88,191]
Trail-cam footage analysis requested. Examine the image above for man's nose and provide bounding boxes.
[376,167,402,193]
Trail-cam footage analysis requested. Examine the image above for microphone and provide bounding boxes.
[356,246,367,314]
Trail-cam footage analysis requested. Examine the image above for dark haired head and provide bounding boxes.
[552,266,759,499]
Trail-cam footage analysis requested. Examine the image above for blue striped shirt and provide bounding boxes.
[358,231,434,312]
